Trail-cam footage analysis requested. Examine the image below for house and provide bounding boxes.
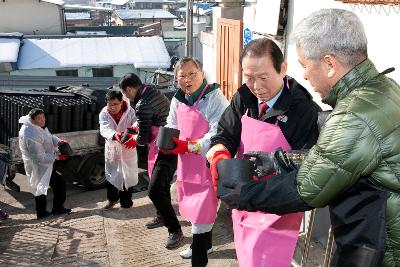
[96,0,135,9]
[65,12,93,27]
[63,4,114,28]
[0,0,66,35]
[0,33,23,72]
[177,2,216,26]
[113,9,177,32]
[133,0,164,9]
[0,35,171,81]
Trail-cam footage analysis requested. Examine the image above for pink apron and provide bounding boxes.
[176,85,218,224]
[137,86,159,177]
[233,111,304,267]
[147,126,159,177]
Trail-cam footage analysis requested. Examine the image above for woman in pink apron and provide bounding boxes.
[118,73,183,249]
[207,38,320,266]
[162,57,229,267]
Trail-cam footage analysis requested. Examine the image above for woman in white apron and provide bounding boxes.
[99,90,138,209]
[19,108,71,219]
[163,57,229,267]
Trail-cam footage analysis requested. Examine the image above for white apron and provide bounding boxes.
[99,104,138,191]
[19,116,58,196]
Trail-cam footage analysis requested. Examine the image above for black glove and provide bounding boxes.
[273,148,297,174]
[219,180,247,209]
[244,147,302,177]
[243,151,277,177]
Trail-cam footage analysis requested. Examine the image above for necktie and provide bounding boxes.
[259,102,269,118]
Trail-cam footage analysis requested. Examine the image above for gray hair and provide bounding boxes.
[292,9,368,67]
[174,57,203,76]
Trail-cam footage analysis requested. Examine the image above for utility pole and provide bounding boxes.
[185,0,194,57]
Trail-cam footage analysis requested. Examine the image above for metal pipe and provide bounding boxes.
[185,0,194,56]
[323,226,335,267]
[301,209,316,266]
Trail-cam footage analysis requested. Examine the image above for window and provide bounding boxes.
[92,67,114,77]
[56,69,78,76]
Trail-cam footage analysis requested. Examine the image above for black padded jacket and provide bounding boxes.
[130,85,170,145]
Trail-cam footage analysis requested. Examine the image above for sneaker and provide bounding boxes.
[103,201,118,210]
[145,216,164,229]
[165,230,184,249]
[51,207,72,216]
[0,209,8,221]
[179,245,213,259]
[37,210,51,220]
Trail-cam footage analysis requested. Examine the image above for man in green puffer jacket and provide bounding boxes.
[218,8,400,267]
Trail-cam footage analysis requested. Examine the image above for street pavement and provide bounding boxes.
[0,174,325,267]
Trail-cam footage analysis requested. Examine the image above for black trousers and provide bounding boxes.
[192,230,213,267]
[106,181,133,208]
[35,169,66,215]
[148,151,181,233]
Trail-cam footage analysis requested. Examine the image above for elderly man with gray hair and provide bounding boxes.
[218,8,400,267]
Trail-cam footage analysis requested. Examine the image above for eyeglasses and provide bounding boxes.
[177,72,198,81]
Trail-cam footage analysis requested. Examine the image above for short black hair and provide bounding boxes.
[119,73,143,91]
[105,90,123,102]
[28,108,45,120]
[240,38,284,73]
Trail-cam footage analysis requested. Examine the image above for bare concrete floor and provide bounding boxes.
[0,174,325,267]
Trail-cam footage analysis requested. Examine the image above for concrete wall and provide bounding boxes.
[200,31,216,82]
[0,0,63,35]
[285,0,400,110]
[200,5,244,82]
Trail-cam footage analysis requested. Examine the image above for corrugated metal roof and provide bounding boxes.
[17,36,170,69]
[115,9,177,20]
[65,12,91,20]
[0,39,21,63]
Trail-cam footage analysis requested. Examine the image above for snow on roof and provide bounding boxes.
[115,9,177,20]
[64,4,113,11]
[0,38,21,63]
[42,0,65,5]
[111,0,131,5]
[65,12,91,20]
[17,36,170,69]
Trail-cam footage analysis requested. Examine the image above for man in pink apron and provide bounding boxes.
[207,38,320,266]
[119,73,183,249]
[162,57,229,267]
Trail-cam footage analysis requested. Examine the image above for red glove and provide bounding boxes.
[58,155,68,161]
[114,132,123,144]
[124,135,138,149]
[129,124,139,134]
[58,139,68,145]
[169,137,189,154]
[210,150,231,192]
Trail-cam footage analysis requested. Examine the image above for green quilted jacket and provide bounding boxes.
[296,59,400,266]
